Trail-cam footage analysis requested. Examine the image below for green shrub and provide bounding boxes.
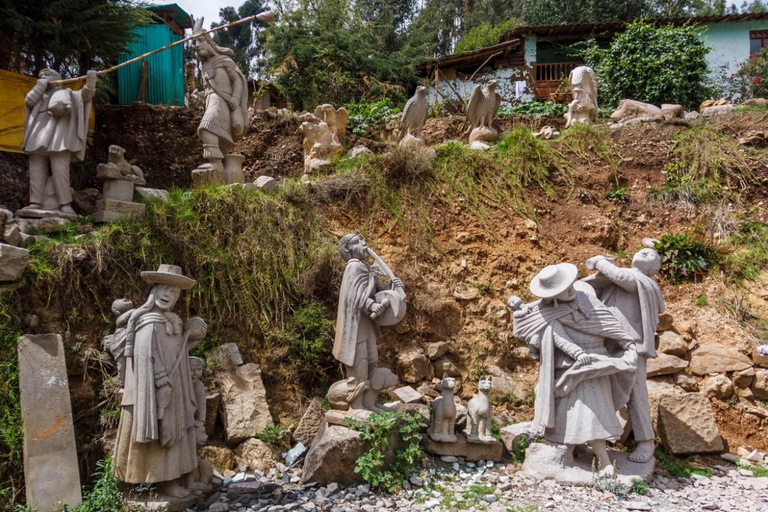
[724,221,768,282]
[653,234,719,282]
[257,424,290,445]
[498,101,567,118]
[345,411,426,493]
[629,477,649,495]
[580,21,714,109]
[344,98,401,136]
[279,301,336,386]
[606,186,629,203]
[731,48,768,100]
[655,449,712,478]
[70,457,140,512]
[454,20,518,54]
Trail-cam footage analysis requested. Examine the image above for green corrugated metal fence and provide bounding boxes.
[118,24,185,106]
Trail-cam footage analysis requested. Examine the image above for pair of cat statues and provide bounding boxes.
[430,374,494,444]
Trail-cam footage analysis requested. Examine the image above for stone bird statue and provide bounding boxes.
[398,86,429,142]
[465,81,502,135]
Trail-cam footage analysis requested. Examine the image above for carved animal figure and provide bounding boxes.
[99,145,145,181]
[467,376,494,443]
[398,86,428,142]
[564,66,598,128]
[465,81,502,135]
[430,374,458,442]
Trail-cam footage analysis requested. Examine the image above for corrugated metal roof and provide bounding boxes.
[502,12,768,40]
[117,24,185,106]
[423,39,522,71]
[147,3,192,29]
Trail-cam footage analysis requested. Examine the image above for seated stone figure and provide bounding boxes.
[512,263,637,475]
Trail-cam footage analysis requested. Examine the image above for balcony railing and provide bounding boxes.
[533,61,581,101]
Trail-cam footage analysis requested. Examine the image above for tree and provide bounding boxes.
[520,0,649,26]
[580,20,714,109]
[211,0,270,78]
[0,0,153,77]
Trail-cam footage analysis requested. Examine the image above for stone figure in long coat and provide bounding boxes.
[333,234,403,411]
[112,264,207,499]
[512,263,637,475]
[21,68,97,215]
[191,16,249,172]
[580,248,665,463]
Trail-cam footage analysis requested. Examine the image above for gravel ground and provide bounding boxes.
[196,457,768,512]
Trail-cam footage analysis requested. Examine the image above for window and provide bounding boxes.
[750,30,768,55]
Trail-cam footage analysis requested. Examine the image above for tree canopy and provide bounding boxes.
[211,0,271,78]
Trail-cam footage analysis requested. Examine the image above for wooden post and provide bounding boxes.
[137,60,149,103]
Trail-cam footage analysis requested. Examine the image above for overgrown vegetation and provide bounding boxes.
[731,47,768,99]
[653,233,719,282]
[257,424,290,445]
[498,101,567,118]
[345,411,427,493]
[345,98,401,136]
[649,125,756,204]
[580,21,714,109]
[655,449,713,478]
[453,19,518,54]
[723,221,768,282]
[69,457,140,512]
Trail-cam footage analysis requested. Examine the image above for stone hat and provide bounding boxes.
[529,263,578,299]
[141,264,196,290]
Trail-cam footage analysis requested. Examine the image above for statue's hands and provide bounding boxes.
[586,255,613,271]
[185,317,207,341]
[370,302,386,318]
[576,353,592,367]
[391,277,404,290]
[36,77,49,89]
[227,99,239,111]
[86,69,97,88]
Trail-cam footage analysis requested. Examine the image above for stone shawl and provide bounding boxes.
[22,86,91,160]
[198,53,248,143]
[333,259,379,367]
[584,268,665,357]
[513,291,636,429]
[122,311,196,446]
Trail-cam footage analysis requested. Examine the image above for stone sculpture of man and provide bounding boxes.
[191,16,249,173]
[512,263,637,475]
[333,234,404,411]
[580,248,665,463]
[111,264,207,499]
[21,68,97,216]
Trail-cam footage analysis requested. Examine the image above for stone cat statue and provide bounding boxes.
[430,373,457,442]
[467,376,494,443]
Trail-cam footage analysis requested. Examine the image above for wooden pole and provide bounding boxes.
[50,11,276,85]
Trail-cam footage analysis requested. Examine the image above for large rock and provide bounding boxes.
[673,372,699,392]
[205,391,221,436]
[646,353,688,377]
[426,341,449,360]
[500,421,536,456]
[199,444,235,472]
[610,99,664,124]
[217,363,274,445]
[293,397,325,446]
[661,103,684,120]
[690,345,752,376]
[395,348,433,384]
[647,379,686,434]
[754,345,768,368]
[701,374,733,400]
[422,433,503,462]
[658,331,688,358]
[486,364,529,403]
[18,334,82,511]
[433,357,461,378]
[658,393,724,454]
[732,367,755,389]
[702,104,735,118]
[208,342,244,370]
[234,438,281,472]
[0,243,29,281]
[753,369,768,400]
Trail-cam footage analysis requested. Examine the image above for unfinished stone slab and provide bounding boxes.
[690,344,752,376]
[702,104,735,118]
[500,421,537,456]
[646,353,688,377]
[521,442,654,486]
[661,104,684,119]
[610,100,664,124]
[422,433,503,462]
[293,397,326,446]
[393,386,423,404]
[753,369,768,400]
[19,334,82,511]
[16,216,70,234]
[217,363,274,445]
[93,198,145,223]
[658,393,724,454]
[134,187,170,201]
[0,243,29,282]
[254,175,278,194]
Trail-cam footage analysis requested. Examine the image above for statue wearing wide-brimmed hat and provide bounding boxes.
[110,264,208,499]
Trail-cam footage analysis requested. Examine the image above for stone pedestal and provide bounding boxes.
[224,153,246,184]
[19,334,82,511]
[422,432,503,462]
[15,207,78,222]
[192,165,227,186]
[94,154,147,223]
[93,199,146,223]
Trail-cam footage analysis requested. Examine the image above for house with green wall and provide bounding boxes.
[422,12,768,107]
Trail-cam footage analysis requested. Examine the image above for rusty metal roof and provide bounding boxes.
[423,38,522,71]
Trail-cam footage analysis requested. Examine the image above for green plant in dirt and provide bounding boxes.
[497,101,567,118]
[649,125,756,204]
[0,300,23,509]
[454,19,518,54]
[655,449,712,478]
[695,294,709,306]
[559,123,623,176]
[731,47,768,100]
[723,221,768,283]
[490,419,501,442]
[579,21,714,109]
[344,98,401,136]
[653,234,719,283]
[257,424,289,445]
[606,186,629,203]
[69,457,140,512]
[629,477,650,495]
[345,411,427,493]
[737,462,768,477]
[277,301,336,386]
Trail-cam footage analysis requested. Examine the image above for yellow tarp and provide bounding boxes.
[0,69,95,154]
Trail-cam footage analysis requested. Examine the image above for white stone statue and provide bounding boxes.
[466,376,494,443]
[398,86,428,145]
[192,16,248,179]
[512,263,638,474]
[430,373,458,442]
[110,264,207,499]
[299,106,347,172]
[103,298,135,388]
[579,249,665,463]
[465,81,502,144]
[20,68,97,218]
[330,234,405,412]
[189,356,208,446]
[564,66,598,129]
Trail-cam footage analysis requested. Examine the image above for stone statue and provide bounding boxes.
[94,145,147,223]
[430,374,457,442]
[189,356,208,446]
[103,298,135,388]
[191,16,248,180]
[314,104,348,141]
[564,66,598,129]
[512,263,637,474]
[579,249,665,463]
[110,264,207,499]
[326,367,398,413]
[330,234,405,412]
[398,86,428,144]
[299,106,347,172]
[466,376,494,443]
[19,68,97,218]
[465,81,502,144]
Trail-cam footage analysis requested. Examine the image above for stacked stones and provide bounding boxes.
[93,145,147,223]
